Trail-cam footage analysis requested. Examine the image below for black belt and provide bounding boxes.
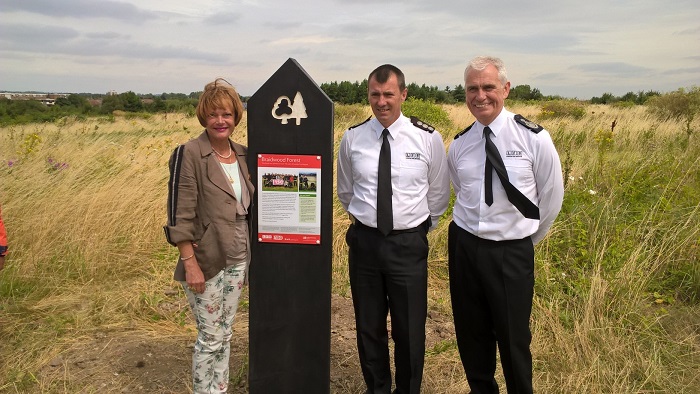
[353,217,431,235]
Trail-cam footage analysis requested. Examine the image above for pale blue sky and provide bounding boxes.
[1,0,698,99]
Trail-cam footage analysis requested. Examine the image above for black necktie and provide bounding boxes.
[483,126,540,220]
[377,128,393,235]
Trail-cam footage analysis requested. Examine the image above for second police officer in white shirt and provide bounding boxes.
[337,64,450,394]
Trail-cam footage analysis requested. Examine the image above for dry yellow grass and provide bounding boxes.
[1,103,698,393]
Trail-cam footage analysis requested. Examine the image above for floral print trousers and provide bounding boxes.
[182,262,246,394]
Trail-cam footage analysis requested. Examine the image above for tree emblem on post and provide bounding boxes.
[271,91,308,125]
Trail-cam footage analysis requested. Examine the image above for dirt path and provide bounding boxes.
[37,294,456,393]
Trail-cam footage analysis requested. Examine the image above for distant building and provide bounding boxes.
[0,92,68,106]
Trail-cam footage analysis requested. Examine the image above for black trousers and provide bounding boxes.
[346,221,429,394]
[448,221,534,394]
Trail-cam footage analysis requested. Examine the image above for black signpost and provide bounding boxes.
[247,58,334,393]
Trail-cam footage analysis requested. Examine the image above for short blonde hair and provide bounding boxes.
[196,78,244,127]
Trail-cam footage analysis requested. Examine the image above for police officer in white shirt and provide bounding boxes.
[447,56,564,394]
[337,64,450,394]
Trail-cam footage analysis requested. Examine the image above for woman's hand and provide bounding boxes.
[177,241,203,293]
[184,258,205,294]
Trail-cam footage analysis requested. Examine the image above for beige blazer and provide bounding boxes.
[164,131,255,281]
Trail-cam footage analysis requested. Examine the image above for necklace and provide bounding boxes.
[212,145,232,159]
[221,162,236,183]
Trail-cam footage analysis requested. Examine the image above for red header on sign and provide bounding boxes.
[258,154,321,169]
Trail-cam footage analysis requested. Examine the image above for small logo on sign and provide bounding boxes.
[405,152,421,160]
[272,91,308,125]
[506,150,523,158]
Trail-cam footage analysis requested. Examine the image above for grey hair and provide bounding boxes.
[464,56,508,85]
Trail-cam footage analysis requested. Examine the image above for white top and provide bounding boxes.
[337,114,450,230]
[447,108,564,244]
[220,161,242,203]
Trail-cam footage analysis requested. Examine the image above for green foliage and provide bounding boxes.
[594,127,614,169]
[591,90,660,105]
[100,92,146,114]
[537,100,586,120]
[321,80,368,104]
[611,100,635,109]
[320,81,466,105]
[646,86,700,137]
[450,84,465,103]
[426,339,458,356]
[121,91,143,112]
[401,97,452,130]
[509,84,544,101]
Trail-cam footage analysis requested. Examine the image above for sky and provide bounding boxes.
[1,0,699,99]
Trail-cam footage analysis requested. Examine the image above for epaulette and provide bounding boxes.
[349,116,372,130]
[453,122,474,140]
[410,116,436,133]
[514,114,543,133]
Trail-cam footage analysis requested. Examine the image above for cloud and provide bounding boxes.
[470,32,583,54]
[570,62,653,77]
[268,35,337,46]
[3,0,158,23]
[0,24,79,44]
[674,26,700,35]
[202,12,242,25]
[0,23,225,63]
[665,66,700,76]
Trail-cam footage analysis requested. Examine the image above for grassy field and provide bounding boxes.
[0,102,698,393]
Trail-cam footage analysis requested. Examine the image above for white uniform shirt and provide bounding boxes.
[448,109,564,244]
[337,114,450,230]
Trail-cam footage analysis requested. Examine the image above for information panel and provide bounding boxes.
[257,153,321,244]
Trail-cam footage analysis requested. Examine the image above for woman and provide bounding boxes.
[164,78,254,394]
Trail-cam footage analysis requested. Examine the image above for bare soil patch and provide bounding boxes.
[37,293,456,393]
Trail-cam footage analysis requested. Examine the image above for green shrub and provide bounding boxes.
[612,101,635,109]
[537,100,586,120]
[646,86,700,137]
[401,97,452,130]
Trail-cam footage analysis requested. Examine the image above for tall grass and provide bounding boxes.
[1,104,698,393]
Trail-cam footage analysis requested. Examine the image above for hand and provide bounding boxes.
[428,218,439,232]
[184,258,205,294]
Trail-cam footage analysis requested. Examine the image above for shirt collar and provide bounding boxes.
[371,114,405,139]
[476,108,512,139]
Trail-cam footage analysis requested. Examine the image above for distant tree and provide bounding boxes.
[144,97,166,113]
[101,94,124,113]
[120,91,143,112]
[647,86,700,138]
[509,84,543,101]
[620,91,638,103]
[451,84,465,103]
[591,92,617,104]
[0,98,52,125]
[356,80,368,104]
[407,82,428,100]
[54,94,91,114]
[637,90,660,104]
